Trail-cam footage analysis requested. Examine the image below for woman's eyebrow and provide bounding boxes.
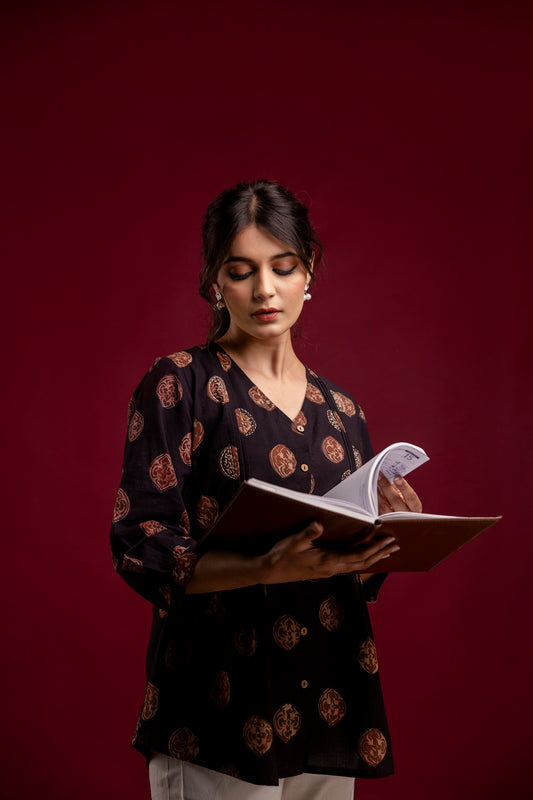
[223,251,297,265]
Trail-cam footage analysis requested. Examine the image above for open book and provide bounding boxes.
[204,442,501,572]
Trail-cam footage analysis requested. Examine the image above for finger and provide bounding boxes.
[292,521,324,546]
[392,477,422,513]
[377,473,407,511]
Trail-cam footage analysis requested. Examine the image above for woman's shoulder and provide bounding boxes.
[308,368,368,423]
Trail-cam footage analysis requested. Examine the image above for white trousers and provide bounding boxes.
[149,753,355,800]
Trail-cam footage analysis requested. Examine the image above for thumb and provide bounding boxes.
[299,520,323,544]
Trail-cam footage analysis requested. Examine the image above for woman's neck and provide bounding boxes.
[216,332,302,381]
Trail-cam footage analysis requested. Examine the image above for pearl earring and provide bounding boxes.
[214,289,225,310]
[304,283,312,301]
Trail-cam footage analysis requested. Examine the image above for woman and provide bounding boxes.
[110,180,422,799]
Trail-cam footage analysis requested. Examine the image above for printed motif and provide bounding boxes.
[248,386,275,410]
[140,520,166,537]
[149,453,178,491]
[305,383,325,404]
[309,473,315,493]
[359,406,367,422]
[273,703,302,743]
[243,716,273,757]
[168,727,200,761]
[273,614,301,651]
[209,670,231,708]
[235,408,257,436]
[179,509,190,534]
[331,390,356,417]
[318,688,347,726]
[269,444,297,478]
[216,351,232,371]
[291,411,307,434]
[173,552,197,586]
[220,765,241,779]
[167,351,193,368]
[156,374,183,408]
[357,728,387,766]
[233,625,258,657]
[319,597,344,631]
[207,375,229,404]
[327,409,345,432]
[352,447,363,469]
[113,488,130,522]
[128,410,144,441]
[127,395,135,422]
[196,495,219,529]
[341,470,351,480]
[358,637,379,674]
[122,555,144,572]
[205,593,226,618]
[179,433,192,466]
[149,356,162,371]
[192,418,204,450]
[321,436,345,464]
[219,445,240,479]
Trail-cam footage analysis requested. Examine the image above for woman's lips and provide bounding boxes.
[252,309,280,322]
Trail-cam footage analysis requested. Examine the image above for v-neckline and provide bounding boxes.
[214,343,310,424]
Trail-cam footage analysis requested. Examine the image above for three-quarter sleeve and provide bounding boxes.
[110,357,198,611]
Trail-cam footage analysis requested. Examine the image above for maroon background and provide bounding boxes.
[2,1,532,798]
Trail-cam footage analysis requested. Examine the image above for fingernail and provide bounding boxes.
[390,545,400,553]
[394,476,403,486]
[385,537,396,545]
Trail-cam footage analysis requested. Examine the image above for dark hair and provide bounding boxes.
[199,180,323,343]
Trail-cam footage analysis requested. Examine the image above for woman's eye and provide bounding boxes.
[274,265,297,276]
[228,271,252,281]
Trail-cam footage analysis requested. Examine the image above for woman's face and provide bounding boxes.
[213,224,310,344]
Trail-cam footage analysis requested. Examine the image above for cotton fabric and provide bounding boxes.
[149,753,355,800]
[110,343,393,785]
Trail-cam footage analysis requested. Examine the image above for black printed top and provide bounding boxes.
[110,343,393,785]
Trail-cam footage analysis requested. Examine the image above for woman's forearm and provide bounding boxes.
[185,550,268,594]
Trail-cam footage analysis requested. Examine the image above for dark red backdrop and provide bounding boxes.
[2,1,532,798]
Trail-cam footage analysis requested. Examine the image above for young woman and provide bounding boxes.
[110,180,422,799]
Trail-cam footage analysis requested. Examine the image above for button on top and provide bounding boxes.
[300,679,309,689]
[300,463,309,472]
[296,424,305,432]
[301,627,308,636]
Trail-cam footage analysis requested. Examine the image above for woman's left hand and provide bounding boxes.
[377,473,423,515]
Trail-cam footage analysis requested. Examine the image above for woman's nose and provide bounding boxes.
[253,268,275,299]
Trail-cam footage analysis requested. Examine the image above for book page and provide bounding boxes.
[324,442,429,516]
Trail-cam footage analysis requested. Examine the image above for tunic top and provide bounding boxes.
[110,343,393,785]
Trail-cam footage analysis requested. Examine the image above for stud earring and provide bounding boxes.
[214,289,225,310]
[304,284,312,301]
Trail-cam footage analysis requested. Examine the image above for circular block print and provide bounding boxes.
[207,375,229,404]
[327,409,345,432]
[209,670,231,708]
[331,390,356,417]
[233,625,258,657]
[167,351,193,368]
[140,520,166,537]
[269,444,297,478]
[321,436,345,464]
[358,637,379,674]
[219,445,240,479]
[192,418,204,450]
[319,597,344,631]
[273,614,301,651]
[156,375,183,408]
[235,408,257,436]
[357,729,387,766]
[318,688,347,726]
[196,495,219,529]
[172,552,197,586]
[243,716,273,757]
[128,410,144,441]
[168,727,200,761]
[216,351,232,371]
[273,703,301,743]
[305,383,325,404]
[149,453,177,491]
[248,386,275,410]
[113,488,130,522]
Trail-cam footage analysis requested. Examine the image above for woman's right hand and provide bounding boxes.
[262,521,399,584]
